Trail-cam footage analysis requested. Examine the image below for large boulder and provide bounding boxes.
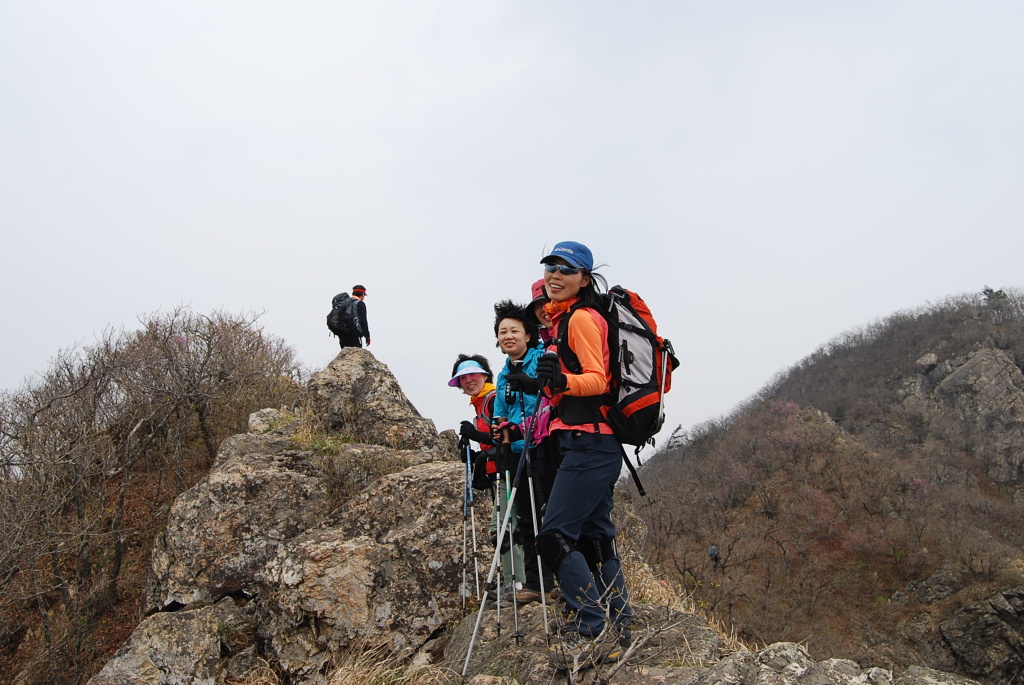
[307,349,440,451]
[933,349,1024,482]
[88,598,255,685]
[145,433,331,612]
[256,460,475,682]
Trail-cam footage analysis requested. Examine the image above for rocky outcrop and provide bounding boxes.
[938,585,1024,684]
[306,348,440,451]
[906,566,965,606]
[677,642,980,685]
[90,598,255,685]
[451,630,978,685]
[899,347,1024,483]
[255,461,467,680]
[144,433,331,613]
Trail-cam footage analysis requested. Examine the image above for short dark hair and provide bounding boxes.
[450,353,493,383]
[492,300,539,348]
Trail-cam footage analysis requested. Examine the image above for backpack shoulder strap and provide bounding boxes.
[477,390,497,423]
[556,301,609,375]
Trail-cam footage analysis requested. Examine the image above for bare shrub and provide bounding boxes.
[0,307,301,684]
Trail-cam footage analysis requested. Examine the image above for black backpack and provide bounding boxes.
[327,293,363,337]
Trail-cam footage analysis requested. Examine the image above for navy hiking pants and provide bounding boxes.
[541,430,633,637]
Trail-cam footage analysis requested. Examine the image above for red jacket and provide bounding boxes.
[469,383,497,450]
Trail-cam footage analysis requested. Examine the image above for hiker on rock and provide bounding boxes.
[449,354,525,597]
[490,300,555,606]
[350,285,371,348]
[533,240,634,665]
[329,285,371,349]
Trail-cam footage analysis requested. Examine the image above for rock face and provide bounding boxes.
[938,585,1024,684]
[90,598,255,685]
[306,348,440,451]
[256,461,468,680]
[900,348,1024,483]
[144,433,331,613]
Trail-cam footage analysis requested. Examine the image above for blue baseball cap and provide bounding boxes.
[540,241,593,271]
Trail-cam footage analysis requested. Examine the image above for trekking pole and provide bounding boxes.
[462,442,469,611]
[492,469,503,634]
[517,390,551,644]
[468,451,481,601]
[461,393,547,676]
[461,440,481,608]
[501,447,523,644]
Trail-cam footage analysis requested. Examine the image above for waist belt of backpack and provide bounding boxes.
[552,394,608,433]
[552,395,646,496]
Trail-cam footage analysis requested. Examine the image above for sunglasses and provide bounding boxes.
[544,263,581,275]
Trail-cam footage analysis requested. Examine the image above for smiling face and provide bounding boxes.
[458,372,487,396]
[533,301,553,329]
[497,317,530,360]
[543,258,592,303]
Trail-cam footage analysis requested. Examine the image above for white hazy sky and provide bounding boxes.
[3,2,1023,449]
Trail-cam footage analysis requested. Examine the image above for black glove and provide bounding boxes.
[472,452,496,490]
[494,442,517,473]
[536,353,568,393]
[490,533,512,555]
[459,420,490,444]
[506,372,541,395]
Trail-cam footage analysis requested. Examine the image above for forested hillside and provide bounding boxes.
[634,287,1024,681]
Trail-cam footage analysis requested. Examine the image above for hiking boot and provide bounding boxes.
[510,588,542,604]
[548,630,616,670]
[483,582,518,604]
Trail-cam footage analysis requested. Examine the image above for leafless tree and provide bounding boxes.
[0,307,301,683]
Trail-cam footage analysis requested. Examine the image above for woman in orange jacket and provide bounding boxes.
[532,241,633,666]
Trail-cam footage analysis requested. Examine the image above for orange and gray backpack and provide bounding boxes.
[557,285,680,493]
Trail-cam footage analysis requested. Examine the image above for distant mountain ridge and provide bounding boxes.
[637,288,1024,684]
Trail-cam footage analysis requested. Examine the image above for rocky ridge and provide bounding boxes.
[89,348,981,684]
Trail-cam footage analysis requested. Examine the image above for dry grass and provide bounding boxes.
[228,659,285,685]
[325,642,457,685]
[288,414,356,455]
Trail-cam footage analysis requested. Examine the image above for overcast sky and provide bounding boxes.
[3,2,1023,452]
